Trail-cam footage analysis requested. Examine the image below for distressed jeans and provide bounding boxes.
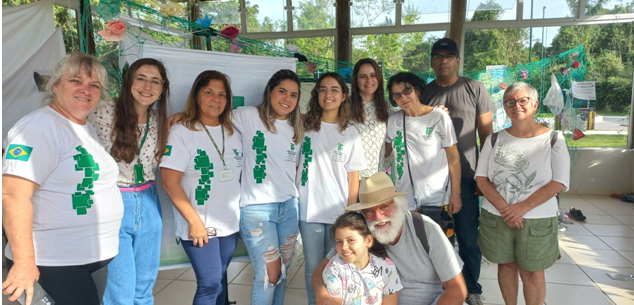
[298,221,335,305]
[240,198,299,305]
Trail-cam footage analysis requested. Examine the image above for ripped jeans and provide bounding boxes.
[240,197,299,305]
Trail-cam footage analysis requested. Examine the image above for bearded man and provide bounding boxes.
[312,172,468,305]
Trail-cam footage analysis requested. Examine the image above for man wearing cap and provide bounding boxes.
[421,37,493,305]
[312,172,468,305]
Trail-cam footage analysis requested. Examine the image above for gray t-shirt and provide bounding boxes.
[326,212,463,305]
[422,77,492,178]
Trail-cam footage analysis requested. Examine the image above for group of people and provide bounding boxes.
[2,37,570,305]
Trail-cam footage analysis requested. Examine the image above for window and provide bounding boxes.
[353,31,444,71]
[199,0,241,26]
[522,0,573,19]
[293,0,336,30]
[246,0,288,32]
[351,0,396,28]
[402,0,450,25]
[585,0,634,16]
[466,0,517,21]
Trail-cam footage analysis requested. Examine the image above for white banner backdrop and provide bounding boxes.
[2,28,66,141]
[139,44,297,268]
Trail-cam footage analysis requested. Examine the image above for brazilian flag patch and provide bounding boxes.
[164,145,172,156]
[6,144,33,161]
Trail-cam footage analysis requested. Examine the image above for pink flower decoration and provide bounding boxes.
[98,20,127,42]
[571,60,580,69]
[230,42,242,53]
[306,62,317,73]
[499,83,507,90]
[220,25,240,39]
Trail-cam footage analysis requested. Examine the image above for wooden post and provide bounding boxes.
[189,0,203,50]
[335,0,351,67]
[448,0,466,50]
[79,0,96,54]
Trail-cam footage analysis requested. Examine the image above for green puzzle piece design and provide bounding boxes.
[194,150,212,170]
[195,185,211,205]
[253,165,266,184]
[77,177,94,191]
[72,190,94,215]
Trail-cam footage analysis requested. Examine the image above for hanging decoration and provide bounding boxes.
[98,20,127,42]
[339,68,353,83]
[96,0,121,20]
[159,3,184,17]
[572,128,585,140]
[519,68,529,80]
[220,25,240,39]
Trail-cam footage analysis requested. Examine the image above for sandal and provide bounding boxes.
[569,207,587,221]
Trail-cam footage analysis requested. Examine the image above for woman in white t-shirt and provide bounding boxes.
[161,71,241,305]
[475,82,570,305]
[2,53,124,304]
[297,72,367,305]
[350,59,397,178]
[384,72,462,223]
[89,58,170,305]
[234,69,303,305]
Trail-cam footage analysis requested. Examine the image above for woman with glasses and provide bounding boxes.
[384,72,462,228]
[475,82,569,305]
[89,58,170,304]
[160,71,241,305]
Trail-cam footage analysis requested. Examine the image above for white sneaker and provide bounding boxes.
[465,293,484,305]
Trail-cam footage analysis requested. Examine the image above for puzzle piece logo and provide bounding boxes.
[71,146,100,215]
[425,127,433,135]
[337,143,343,151]
[301,136,313,186]
[252,131,268,184]
[194,149,213,205]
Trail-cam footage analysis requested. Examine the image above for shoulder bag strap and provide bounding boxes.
[411,212,430,254]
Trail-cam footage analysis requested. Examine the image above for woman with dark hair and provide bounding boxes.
[235,69,303,305]
[384,72,462,225]
[89,58,170,304]
[297,72,366,305]
[350,58,397,179]
[161,70,241,305]
[3,53,123,304]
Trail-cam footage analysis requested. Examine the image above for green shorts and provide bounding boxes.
[477,209,560,272]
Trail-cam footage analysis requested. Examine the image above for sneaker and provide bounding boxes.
[465,293,484,305]
[569,207,587,221]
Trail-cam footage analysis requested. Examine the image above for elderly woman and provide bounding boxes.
[161,70,241,305]
[384,72,462,229]
[475,82,570,305]
[2,53,124,305]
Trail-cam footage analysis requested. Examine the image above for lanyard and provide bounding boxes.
[137,110,150,164]
[202,123,227,170]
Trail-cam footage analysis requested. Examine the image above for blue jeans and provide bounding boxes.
[103,182,163,305]
[182,233,239,305]
[454,178,483,295]
[240,198,299,305]
[299,221,335,305]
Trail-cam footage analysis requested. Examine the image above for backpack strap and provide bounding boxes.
[411,212,430,254]
[550,130,558,148]
[490,131,499,148]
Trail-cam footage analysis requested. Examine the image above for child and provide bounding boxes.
[297,72,367,305]
[322,212,402,305]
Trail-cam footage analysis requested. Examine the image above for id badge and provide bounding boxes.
[331,150,344,163]
[134,163,145,184]
[285,150,297,163]
[218,169,234,182]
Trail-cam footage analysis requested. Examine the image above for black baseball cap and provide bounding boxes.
[431,38,458,55]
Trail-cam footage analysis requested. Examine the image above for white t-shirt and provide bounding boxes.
[296,122,367,223]
[88,100,161,185]
[160,124,242,240]
[323,253,403,305]
[475,130,570,219]
[3,106,124,266]
[385,108,458,210]
[232,106,300,206]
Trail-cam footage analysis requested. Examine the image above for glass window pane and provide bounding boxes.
[53,6,80,53]
[585,0,634,16]
[352,31,445,71]
[466,0,517,21]
[523,0,574,19]
[351,0,395,28]
[246,0,288,32]
[199,0,241,26]
[293,0,336,30]
[402,0,450,25]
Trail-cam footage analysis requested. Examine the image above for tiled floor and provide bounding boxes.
[3,194,634,305]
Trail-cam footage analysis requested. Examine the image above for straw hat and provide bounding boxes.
[346,172,410,211]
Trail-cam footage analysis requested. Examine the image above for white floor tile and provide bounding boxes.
[598,285,634,305]
[558,222,593,236]
[544,264,595,286]
[228,284,253,304]
[286,262,301,287]
[581,224,634,237]
[479,278,526,305]
[564,248,634,268]
[479,261,499,280]
[597,203,634,216]
[156,267,189,280]
[597,236,634,251]
[543,282,615,305]
[617,251,634,264]
[555,248,576,265]
[152,279,172,295]
[231,263,254,285]
[562,202,608,215]
[569,214,623,225]
[283,287,309,305]
[558,234,612,251]
[177,267,197,281]
[288,266,306,289]
[154,280,196,305]
[612,215,634,226]
[578,265,634,290]
[227,261,250,283]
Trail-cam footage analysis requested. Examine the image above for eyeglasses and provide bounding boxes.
[431,54,458,61]
[361,200,394,218]
[134,76,164,89]
[391,86,413,100]
[503,96,531,108]
[206,227,217,237]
